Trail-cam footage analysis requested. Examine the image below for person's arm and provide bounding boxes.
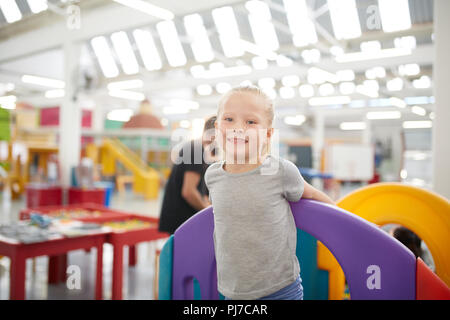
[181,171,210,211]
[302,181,335,206]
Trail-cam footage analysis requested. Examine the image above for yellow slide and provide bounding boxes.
[100,138,159,199]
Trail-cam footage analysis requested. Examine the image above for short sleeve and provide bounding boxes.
[282,159,304,202]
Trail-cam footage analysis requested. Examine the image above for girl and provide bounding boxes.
[205,86,335,300]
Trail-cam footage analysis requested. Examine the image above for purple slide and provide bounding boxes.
[171,199,416,299]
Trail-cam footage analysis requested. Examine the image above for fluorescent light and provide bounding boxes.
[258,77,276,89]
[307,67,338,84]
[336,70,355,82]
[386,78,404,91]
[262,88,277,99]
[429,112,435,120]
[340,122,366,131]
[412,76,431,89]
[394,36,416,50]
[133,29,162,71]
[107,79,143,91]
[319,83,335,96]
[405,96,432,105]
[339,82,355,95]
[360,41,381,53]
[365,67,386,79]
[193,65,252,79]
[336,48,411,63]
[107,108,134,122]
[276,55,293,67]
[284,115,306,126]
[299,84,314,98]
[156,20,187,67]
[179,120,191,129]
[378,0,411,32]
[22,75,65,88]
[240,39,277,61]
[0,0,22,23]
[212,6,244,58]
[330,46,344,56]
[246,0,279,52]
[366,111,401,120]
[281,75,300,87]
[309,96,351,106]
[390,97,407,108]
[216,82,232,94]
[112,0,174,20]
[91,36,120,78]
[400,169,407,179]
[279,86,295,99]
[327,0,361,40]
[356,82,379,98]
[283,0,317,47]
[184,14,214,63]
[45,89,65,98]
[399,64,420,76]
[27,0,47,14]
[0,95,16,109]
[402,121,432,129]
[196,84,213,96]
[301,49,321,64]
[411,106,426,116]
[251,56,268,70]
[108,90,145,101]
[110,31,139,75]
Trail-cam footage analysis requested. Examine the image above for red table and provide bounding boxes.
[0,231,108,300]
[20,204,169,300]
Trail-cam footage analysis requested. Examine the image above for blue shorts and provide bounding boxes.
[225,275,304,300]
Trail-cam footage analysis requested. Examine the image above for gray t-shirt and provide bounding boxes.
[204,155,304,299]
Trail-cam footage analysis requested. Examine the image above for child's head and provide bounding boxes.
[215,85,274,163]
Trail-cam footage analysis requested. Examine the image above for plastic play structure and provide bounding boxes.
[158,183,450,300]
[99,138,160,200]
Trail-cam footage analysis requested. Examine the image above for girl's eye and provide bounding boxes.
[224,117,233,122]
[247,120,257,125]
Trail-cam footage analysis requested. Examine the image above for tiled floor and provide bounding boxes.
[0,190,166,300]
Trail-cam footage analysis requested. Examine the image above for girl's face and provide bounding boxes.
[216,92,273,164]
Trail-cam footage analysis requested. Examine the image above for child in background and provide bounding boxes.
[205,86,335,300]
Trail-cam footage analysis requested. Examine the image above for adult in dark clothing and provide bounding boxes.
[158,116,216,234]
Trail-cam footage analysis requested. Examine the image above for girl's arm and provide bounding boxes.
[302,181,335,205]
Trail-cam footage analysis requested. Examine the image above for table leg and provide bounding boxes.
[10,253,26,300]
[129,245,137,266]
[60,253,68,283]
[48,255,59,284]
[95,243,103,300]
[112,245,124,300]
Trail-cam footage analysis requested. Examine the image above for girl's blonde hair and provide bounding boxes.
[217,85,274,127]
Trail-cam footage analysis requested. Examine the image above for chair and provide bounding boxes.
[158,199,450,300]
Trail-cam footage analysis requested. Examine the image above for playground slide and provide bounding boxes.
[101,138,159,199]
